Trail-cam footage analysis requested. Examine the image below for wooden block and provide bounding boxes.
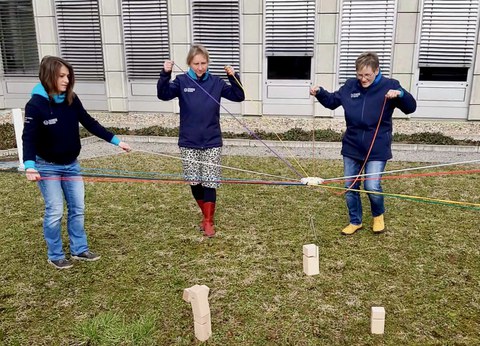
[371,307,386,334]
[371,318,385,334]
[303,255,319,276]
[303,244,318,257]
[194,318,212,341]
[183,284,210,318]
[194,312,211,325]
[371,306,385,319]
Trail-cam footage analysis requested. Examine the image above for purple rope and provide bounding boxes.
[172,62,304,179]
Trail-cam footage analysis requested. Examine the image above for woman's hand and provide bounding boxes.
[224,65,235,76]
[310,86,320,96]
[163,60,174,73]
[385,89,401,99]
[119,141,132,152]
[25,168,41,181]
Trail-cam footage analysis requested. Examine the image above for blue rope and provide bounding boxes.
[172,62,305,179]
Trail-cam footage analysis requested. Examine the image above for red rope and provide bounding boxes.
[336,96,388,195]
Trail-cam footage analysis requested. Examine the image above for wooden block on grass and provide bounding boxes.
[194,318,212,341]
[303,244,318,257]
[303,244,319,276]
[183,284,210,318]
[371,306,385,334]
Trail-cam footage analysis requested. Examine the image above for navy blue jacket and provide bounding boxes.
[23,86,116,166]
[157,70,245,149]
[315,75,417,161]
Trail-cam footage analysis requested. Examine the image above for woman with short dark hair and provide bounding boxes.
[311,52,417,235]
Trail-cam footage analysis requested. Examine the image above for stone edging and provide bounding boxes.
[1,135,479,158]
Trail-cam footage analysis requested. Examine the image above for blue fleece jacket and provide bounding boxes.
[315,74,417,161]
[157,69,245,149]
[22,83,120,168]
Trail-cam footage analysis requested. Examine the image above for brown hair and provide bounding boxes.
[39,56,75,105]
[355,52,380,72]
[186,44,210,65]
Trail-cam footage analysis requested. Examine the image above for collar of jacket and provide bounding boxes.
[32,83,65,103]
[187,68,209,81]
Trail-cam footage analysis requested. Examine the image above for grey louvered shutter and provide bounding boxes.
[339,0,396,83]
[54,0,105,81]
[265,0,315,56]
[0,0,39,75]
[191,0,240,77]
[122,0,170,80]
[419,0,480,67]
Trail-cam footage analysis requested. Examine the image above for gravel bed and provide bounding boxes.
[2,110,480,140]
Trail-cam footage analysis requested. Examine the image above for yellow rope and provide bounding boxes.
[314,184,480,208]
[273,132,310,177]
[230,69,311,178]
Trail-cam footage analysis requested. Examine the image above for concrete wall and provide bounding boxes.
[0,0,479,120]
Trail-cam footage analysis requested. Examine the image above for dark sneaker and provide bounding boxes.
[72,251,101,262]
[48,258,73,269]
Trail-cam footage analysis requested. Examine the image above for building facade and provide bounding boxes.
[0,0,479,120]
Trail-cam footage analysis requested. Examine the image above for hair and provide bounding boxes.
[186,44,210,65]
[39,55,75,105]
[355,52,380,72]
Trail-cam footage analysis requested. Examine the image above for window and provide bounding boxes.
[55,0,105,81]
[265,0,315,79]
[339,0,396,84]
[267,56,311,79]
[122,0,170,80]
[418,0,480,82]
[191,0,240,77]
[0,0,39,76]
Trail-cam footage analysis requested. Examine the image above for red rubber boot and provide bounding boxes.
[203,202,216,237]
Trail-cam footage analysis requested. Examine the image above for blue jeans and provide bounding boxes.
[343,156,386,225]
[36,158,89,260]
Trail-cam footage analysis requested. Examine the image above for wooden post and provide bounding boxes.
[12,108,24,171]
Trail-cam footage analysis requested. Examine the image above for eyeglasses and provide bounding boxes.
[356,73,374,79]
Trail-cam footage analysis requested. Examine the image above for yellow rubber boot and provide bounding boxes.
[341,223,363,235]
[372,214,385,233]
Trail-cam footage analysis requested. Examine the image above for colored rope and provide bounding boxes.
[134,148,296,181]
[273,132,310,177]
[325,158,480,182]
[338,96,388,195]
[173,62,305,179]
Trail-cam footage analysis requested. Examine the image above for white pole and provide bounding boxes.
[12,108,24,171]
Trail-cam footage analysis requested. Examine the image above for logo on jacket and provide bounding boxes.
[184,87,195,93]
[43,118,58,125]
[351,92,361,98]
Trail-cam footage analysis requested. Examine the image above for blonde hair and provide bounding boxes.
[186,44,210,65]
[355,52,380,72]
[39,56,75,105]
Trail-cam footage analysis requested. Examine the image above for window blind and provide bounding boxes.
[419,0,480,67]
[191,0,240,77]
[339,0,396,83]
[121,0,170,80]
[54,0,105,81]
[265,0,316,56]
[0,0,39,76]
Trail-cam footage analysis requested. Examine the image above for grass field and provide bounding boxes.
[0,152,479,345]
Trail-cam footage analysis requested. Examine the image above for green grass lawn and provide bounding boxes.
[1,153,479,345]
